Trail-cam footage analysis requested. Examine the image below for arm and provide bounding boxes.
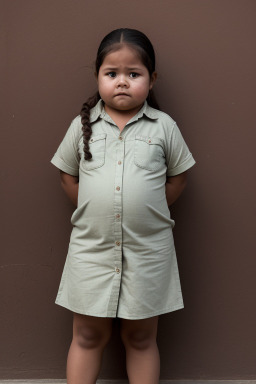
[60,171,79,207]
[165,172,187,207]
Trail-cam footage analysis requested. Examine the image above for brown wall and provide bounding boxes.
[1,0,256,380]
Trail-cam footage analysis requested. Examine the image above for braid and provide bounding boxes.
[80,92,100,160]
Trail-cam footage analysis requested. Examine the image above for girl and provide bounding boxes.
[51,28,195,384]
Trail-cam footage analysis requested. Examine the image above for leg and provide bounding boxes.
[67,313,113,384]
[120,316,160,384]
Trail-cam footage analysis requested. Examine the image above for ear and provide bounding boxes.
[149,72,157,90]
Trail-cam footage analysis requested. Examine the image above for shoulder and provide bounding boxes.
[67,115,83,142]
[144,106,178,140]
[70,115,83,129]
[145,105,176,128]
[143,106,190,151]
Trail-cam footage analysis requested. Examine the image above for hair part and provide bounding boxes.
[81,28,160,160]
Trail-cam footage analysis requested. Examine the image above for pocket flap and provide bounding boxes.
[135,135,164,147]
[89,133,107,143]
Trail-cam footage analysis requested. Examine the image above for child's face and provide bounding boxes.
[97,45,156,116]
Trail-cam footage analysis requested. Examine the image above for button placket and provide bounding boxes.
[108,134,125,315]
[114,136,124,248]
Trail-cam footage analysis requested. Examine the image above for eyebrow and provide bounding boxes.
[102,67,118,70]
[102,67,143,71]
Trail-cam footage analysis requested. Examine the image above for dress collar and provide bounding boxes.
[90,99,159,123]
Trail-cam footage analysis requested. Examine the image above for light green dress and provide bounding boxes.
[51,100,195,319]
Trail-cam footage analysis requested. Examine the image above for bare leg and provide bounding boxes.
[121,316,160,384]
[67,313,113,384]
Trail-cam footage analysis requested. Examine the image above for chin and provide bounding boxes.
[113,103,133,111]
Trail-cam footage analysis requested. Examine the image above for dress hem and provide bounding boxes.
[55,298,184,319]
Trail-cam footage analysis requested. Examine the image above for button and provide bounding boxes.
[118,161,122,165]
[115,268,120,274]
[116,186,120,191]
[119,136,123,140]
[115,241,121,246]
[116,214,120,219]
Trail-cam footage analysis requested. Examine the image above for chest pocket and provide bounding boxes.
[134,135,165,171]
[80,133,106,171]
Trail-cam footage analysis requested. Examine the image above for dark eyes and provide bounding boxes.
[106,72,139,78]
[107,72,116,78]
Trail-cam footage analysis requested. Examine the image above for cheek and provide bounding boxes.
[134,81,150,97]
[98,80,112,95]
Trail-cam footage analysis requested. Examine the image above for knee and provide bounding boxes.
[75,325,111,350]
[121,328,155,351]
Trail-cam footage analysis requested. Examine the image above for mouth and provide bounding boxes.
[115,93,130,97]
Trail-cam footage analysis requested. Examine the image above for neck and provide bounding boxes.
[104,104,144,131]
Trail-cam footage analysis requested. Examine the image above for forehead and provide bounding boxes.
[101,45,145,68]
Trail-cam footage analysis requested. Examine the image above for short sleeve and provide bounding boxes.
[50,117,82,176]
[166,122,196,177]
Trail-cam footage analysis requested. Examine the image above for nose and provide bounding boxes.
[117,75,129,88]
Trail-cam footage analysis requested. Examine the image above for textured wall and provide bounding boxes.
[1,0,256,380]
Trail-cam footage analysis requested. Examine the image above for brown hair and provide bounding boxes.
[81,28,159,160]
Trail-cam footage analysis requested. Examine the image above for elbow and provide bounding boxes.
[180,176,188,193]
[60,179,66,190]
[182,177,187,189]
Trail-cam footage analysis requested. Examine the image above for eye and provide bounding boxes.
[107,72,116,78]
[130,72,139,78]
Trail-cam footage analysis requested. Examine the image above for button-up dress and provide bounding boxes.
[51,101,195,319]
